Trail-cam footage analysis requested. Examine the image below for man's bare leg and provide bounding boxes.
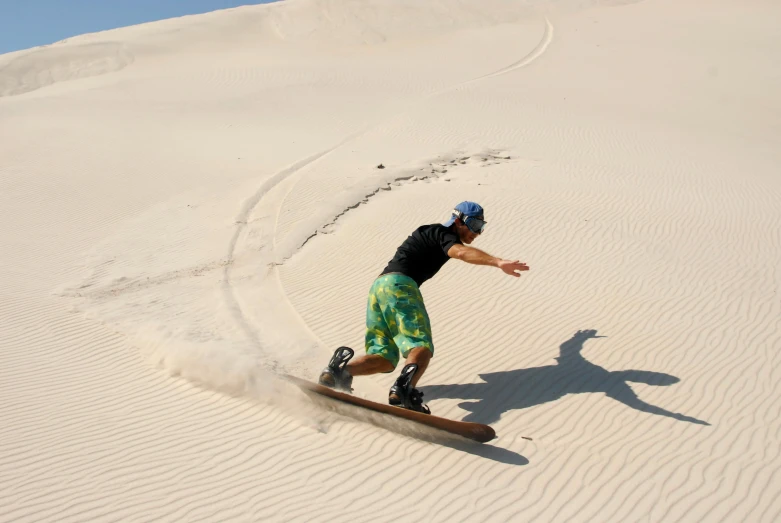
[347,347,431,382]
[404,346,432,387]
[347,354,394,375]
[386,346,433,413]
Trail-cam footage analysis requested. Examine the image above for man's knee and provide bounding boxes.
[378,357,395,373]
[408,346,433,362]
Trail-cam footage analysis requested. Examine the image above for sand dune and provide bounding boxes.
[0,42,134,97]
[1,0,780,521]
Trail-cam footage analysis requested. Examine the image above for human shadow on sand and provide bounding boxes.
[424,330,710,427]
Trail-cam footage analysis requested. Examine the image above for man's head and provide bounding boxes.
[443,201,486,244]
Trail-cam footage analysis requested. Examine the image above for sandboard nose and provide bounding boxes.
[470,425,496,443]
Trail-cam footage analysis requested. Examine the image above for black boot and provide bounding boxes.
[318,347,354,392]
[388,363,431,414]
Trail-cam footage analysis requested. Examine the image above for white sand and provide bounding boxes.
[2,0,780,520]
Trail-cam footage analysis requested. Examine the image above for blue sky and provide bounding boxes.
[0,0,278,55]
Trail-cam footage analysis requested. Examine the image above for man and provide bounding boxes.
[318,201,529,414]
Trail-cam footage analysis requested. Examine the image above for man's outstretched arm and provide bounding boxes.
[447,244,529,277]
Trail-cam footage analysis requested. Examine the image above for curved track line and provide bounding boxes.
[224,15,556,366]
[452,17,554,89]
[221,135,365,366]
[272,16,554,258]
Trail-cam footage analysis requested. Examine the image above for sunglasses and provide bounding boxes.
[463,215,486,234]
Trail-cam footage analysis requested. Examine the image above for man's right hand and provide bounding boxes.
[498,260,529,277]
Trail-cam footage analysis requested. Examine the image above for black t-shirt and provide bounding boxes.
[380,224,462,287]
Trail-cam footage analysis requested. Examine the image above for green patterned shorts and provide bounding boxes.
[365,273,434,369]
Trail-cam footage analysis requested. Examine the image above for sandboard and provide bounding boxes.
[285,374,496,443]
